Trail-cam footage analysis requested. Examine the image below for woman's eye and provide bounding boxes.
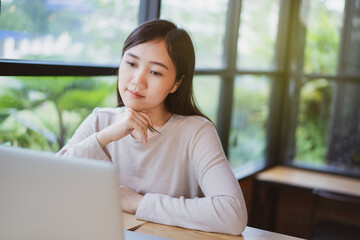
[151,71,162,76]
[126,61,136,67]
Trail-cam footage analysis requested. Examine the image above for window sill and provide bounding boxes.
[232,160,270,180]
[285,162,360,179]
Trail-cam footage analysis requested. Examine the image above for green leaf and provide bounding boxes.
[0,94,25,109]
[58,89,108,110]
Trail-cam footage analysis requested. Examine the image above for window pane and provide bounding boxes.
[294,79,360,174]
[237,0,280,70]
[295,79,332,165]
[337,0,359,75]
[327,81,360,172]
[0,76,117,152]
[303,0,345,75]
[161,0,228,69]
[228,75,271,169]
[0,0,139,65]
[193,75,220,125]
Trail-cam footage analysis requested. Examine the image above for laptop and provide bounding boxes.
[0,146,168,240]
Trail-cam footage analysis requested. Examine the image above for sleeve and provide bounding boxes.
[56,108,110,161]
[135,121,248,235]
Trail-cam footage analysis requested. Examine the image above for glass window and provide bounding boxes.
[0,76,117,152]
[326,81,360,173]
[294,79,333,166]
[228,75,271,169]
[237,0,280,70]
[0,0,139,65]
[193,75,220,125]
[294,78,360,174]
[160,0,228,69]
[303,0,345,75]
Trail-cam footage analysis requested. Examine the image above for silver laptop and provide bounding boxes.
[0,146,168,240]
[0,145,124,240]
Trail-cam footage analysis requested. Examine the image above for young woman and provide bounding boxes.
[57,19,247,235]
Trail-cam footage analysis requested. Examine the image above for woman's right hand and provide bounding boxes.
[96,108,153,148]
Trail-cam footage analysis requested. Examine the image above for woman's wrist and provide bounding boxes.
[96,128,112,148]
[119,185,144,214]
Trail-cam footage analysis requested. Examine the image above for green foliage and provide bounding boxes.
[59,88,108,110]
[228,77,269,168]
[0,2,34,32]
[304,0,342,74]
[296,0,343,165]
[160,0,227,67]
[0,0,137,64]
[0,76,116,152]
[0,115,59,151]
[237,0,279,69]
[0,0,134,151]
[295,119,328,165]
[0,92,25,109]
[295,79,332,165]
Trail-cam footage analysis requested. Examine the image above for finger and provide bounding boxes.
[130,117,149,143]
[133,112,151,129]
[125,108,148,125]
[124,108,148,130]
[116,109,147,138]
[137,111,154,128]
[125,108,150,142]
[128,110,154,136]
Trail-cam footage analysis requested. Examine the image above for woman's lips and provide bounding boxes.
[128,89,144,98]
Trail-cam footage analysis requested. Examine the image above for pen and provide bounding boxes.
[148,125,161,135]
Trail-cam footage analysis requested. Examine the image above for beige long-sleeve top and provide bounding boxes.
[57,107,247,235]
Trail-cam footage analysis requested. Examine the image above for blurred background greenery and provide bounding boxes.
[1,0,355,172]
[0,76,116,151]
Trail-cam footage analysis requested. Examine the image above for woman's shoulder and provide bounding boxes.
[171,114,215,131]
[173,114,211,124]
[92,107,119,115]
[90,107,121,123]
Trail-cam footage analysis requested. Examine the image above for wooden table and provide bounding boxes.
[122,212,304,240]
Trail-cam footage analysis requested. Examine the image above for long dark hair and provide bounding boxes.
[116,19,208,120]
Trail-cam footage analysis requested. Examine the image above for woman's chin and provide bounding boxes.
[123,102,146,111]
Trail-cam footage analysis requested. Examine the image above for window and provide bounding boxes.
[192,75,220,124]
[1,0,360,178]
[229,75,271,169]
[161,0,228,69]
[287,0,360,175]
[303,0,344,75]
[0,0,139,64]
[0,76,116,151]
[228,0,281,173]
[295,79,333,165]
[237,0,280,70]
[161,0,227,123]
[0,0,136,152]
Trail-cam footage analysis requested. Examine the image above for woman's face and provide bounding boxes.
[118,40,178,113]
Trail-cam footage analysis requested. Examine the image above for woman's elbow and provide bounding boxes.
[214,198,248,235]
[222,210,247,235]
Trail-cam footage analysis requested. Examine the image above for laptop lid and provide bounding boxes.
[0,146,124,240]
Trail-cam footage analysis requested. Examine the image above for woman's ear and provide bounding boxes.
[169,75,184,93]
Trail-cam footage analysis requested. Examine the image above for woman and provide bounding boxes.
[57,19,247,235]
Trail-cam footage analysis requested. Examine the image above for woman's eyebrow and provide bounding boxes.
[126,52,169,70]
[149,61,168,70]
[126,52,140,59]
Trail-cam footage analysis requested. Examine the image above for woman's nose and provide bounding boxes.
[131,69,147,89]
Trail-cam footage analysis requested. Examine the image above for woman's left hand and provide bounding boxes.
[119,185,144,214]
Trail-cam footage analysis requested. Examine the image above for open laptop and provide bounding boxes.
[0,146,168,240]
